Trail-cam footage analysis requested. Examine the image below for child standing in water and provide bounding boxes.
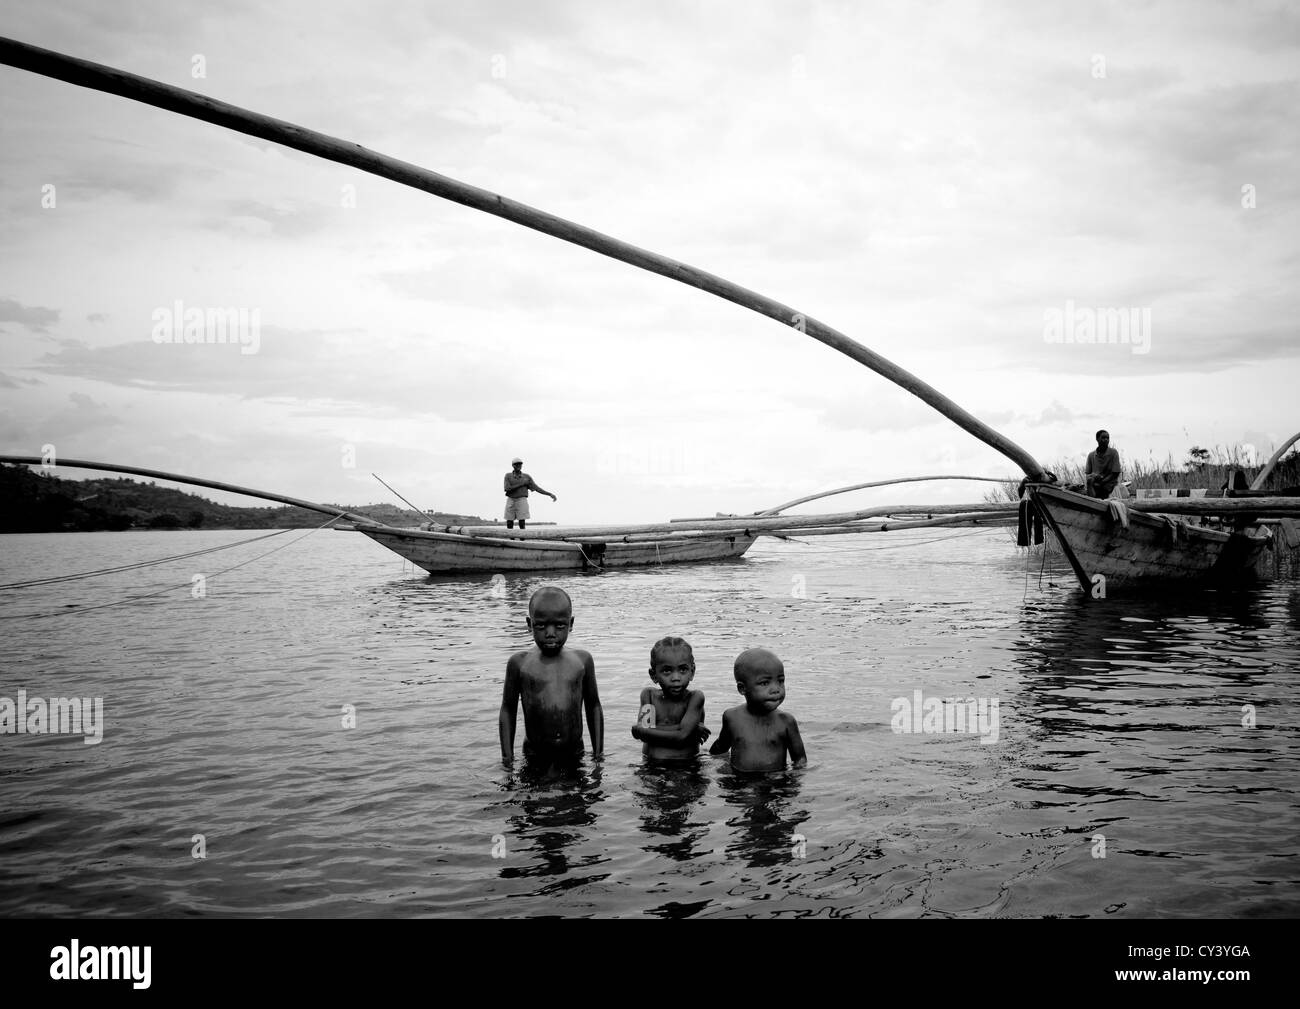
[499,586,604,770]
[710,647,806,772]
[631,636,710,763]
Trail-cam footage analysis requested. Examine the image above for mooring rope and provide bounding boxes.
[0,515,343,620]
[0,527,294,590]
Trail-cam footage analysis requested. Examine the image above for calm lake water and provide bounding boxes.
[1,527,1297,918]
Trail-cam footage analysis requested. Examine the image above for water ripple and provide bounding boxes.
[1,530,1297,916]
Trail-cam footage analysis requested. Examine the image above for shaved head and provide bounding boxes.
[734,647,783,683]
[528,585,572,618]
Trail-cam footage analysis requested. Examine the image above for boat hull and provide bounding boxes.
[359,525,757,574]
[1028,484,1269,591]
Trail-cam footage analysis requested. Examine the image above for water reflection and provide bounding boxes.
[631,762,710,862]
[1014,585,1282,685]
[716,769,811,869]
[1003,584,1300,862]
[495,760,608,890]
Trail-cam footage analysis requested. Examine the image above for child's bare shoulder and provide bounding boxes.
[778,710,800,728]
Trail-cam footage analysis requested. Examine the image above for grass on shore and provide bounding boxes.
[989,444,1300,504]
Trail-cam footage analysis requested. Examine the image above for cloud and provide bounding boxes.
[39,392,124,440]
[1025,323,1298,376]
[58,167,184,203]
[203,199,342,239]
[29,328,557,422]
[1035,401,1084,426]
[808,386,942,434]
[2,0,1297,521]
[0,297,59,333]
[1079,80,1300,203]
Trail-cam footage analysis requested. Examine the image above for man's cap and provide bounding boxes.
[511,457,523,464]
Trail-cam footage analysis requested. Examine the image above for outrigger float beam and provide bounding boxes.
[0,36,1048,480]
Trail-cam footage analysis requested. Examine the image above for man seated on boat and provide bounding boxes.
[504,457,557,530]
[1085,430,1122,499]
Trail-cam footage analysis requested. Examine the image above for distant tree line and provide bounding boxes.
[0,465,486,533]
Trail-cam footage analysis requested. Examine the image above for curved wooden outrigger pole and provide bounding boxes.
[1251,431,1300,491]
[0,455,377,525]
[0,37,1047,481]
[756,474,1011,515]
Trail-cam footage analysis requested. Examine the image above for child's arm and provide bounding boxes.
[633,687,655,736]
[633,691,705,747]
[708,709,735,756]
[784,714,807,768]
[582,651,603,757]
[499,655,522,765]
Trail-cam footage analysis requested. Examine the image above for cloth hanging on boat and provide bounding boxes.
[1277,518,1300,550]
[1017,493,1044,546]
[1106,500,1130,528]
[1161,515,1181,544]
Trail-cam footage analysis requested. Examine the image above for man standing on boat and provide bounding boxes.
[1085,430,1122,498]
[504,457,556,530]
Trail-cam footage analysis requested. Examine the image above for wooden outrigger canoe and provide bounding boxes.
[1024,434,1300,591]
[2,38,1295,592]
[359,525,757,573]
[1026,484,1277,591]
[362,497,1020,573]
[0,453,759,572]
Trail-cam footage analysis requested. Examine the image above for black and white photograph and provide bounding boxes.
[1,0,1296,963]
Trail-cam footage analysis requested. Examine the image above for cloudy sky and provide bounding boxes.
[2,0,1297,522]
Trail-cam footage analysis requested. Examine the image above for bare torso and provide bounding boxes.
[513,647,592,752]
[724,705,795,772]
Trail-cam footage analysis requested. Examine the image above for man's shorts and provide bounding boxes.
[504,496,530,521]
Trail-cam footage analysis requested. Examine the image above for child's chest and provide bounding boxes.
[734,716,783,751]
[525,668,583,700]
[651,693,689,724]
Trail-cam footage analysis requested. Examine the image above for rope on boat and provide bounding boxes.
[371,473,438,524]
[0,528,294,590]
[0,515,343,620]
